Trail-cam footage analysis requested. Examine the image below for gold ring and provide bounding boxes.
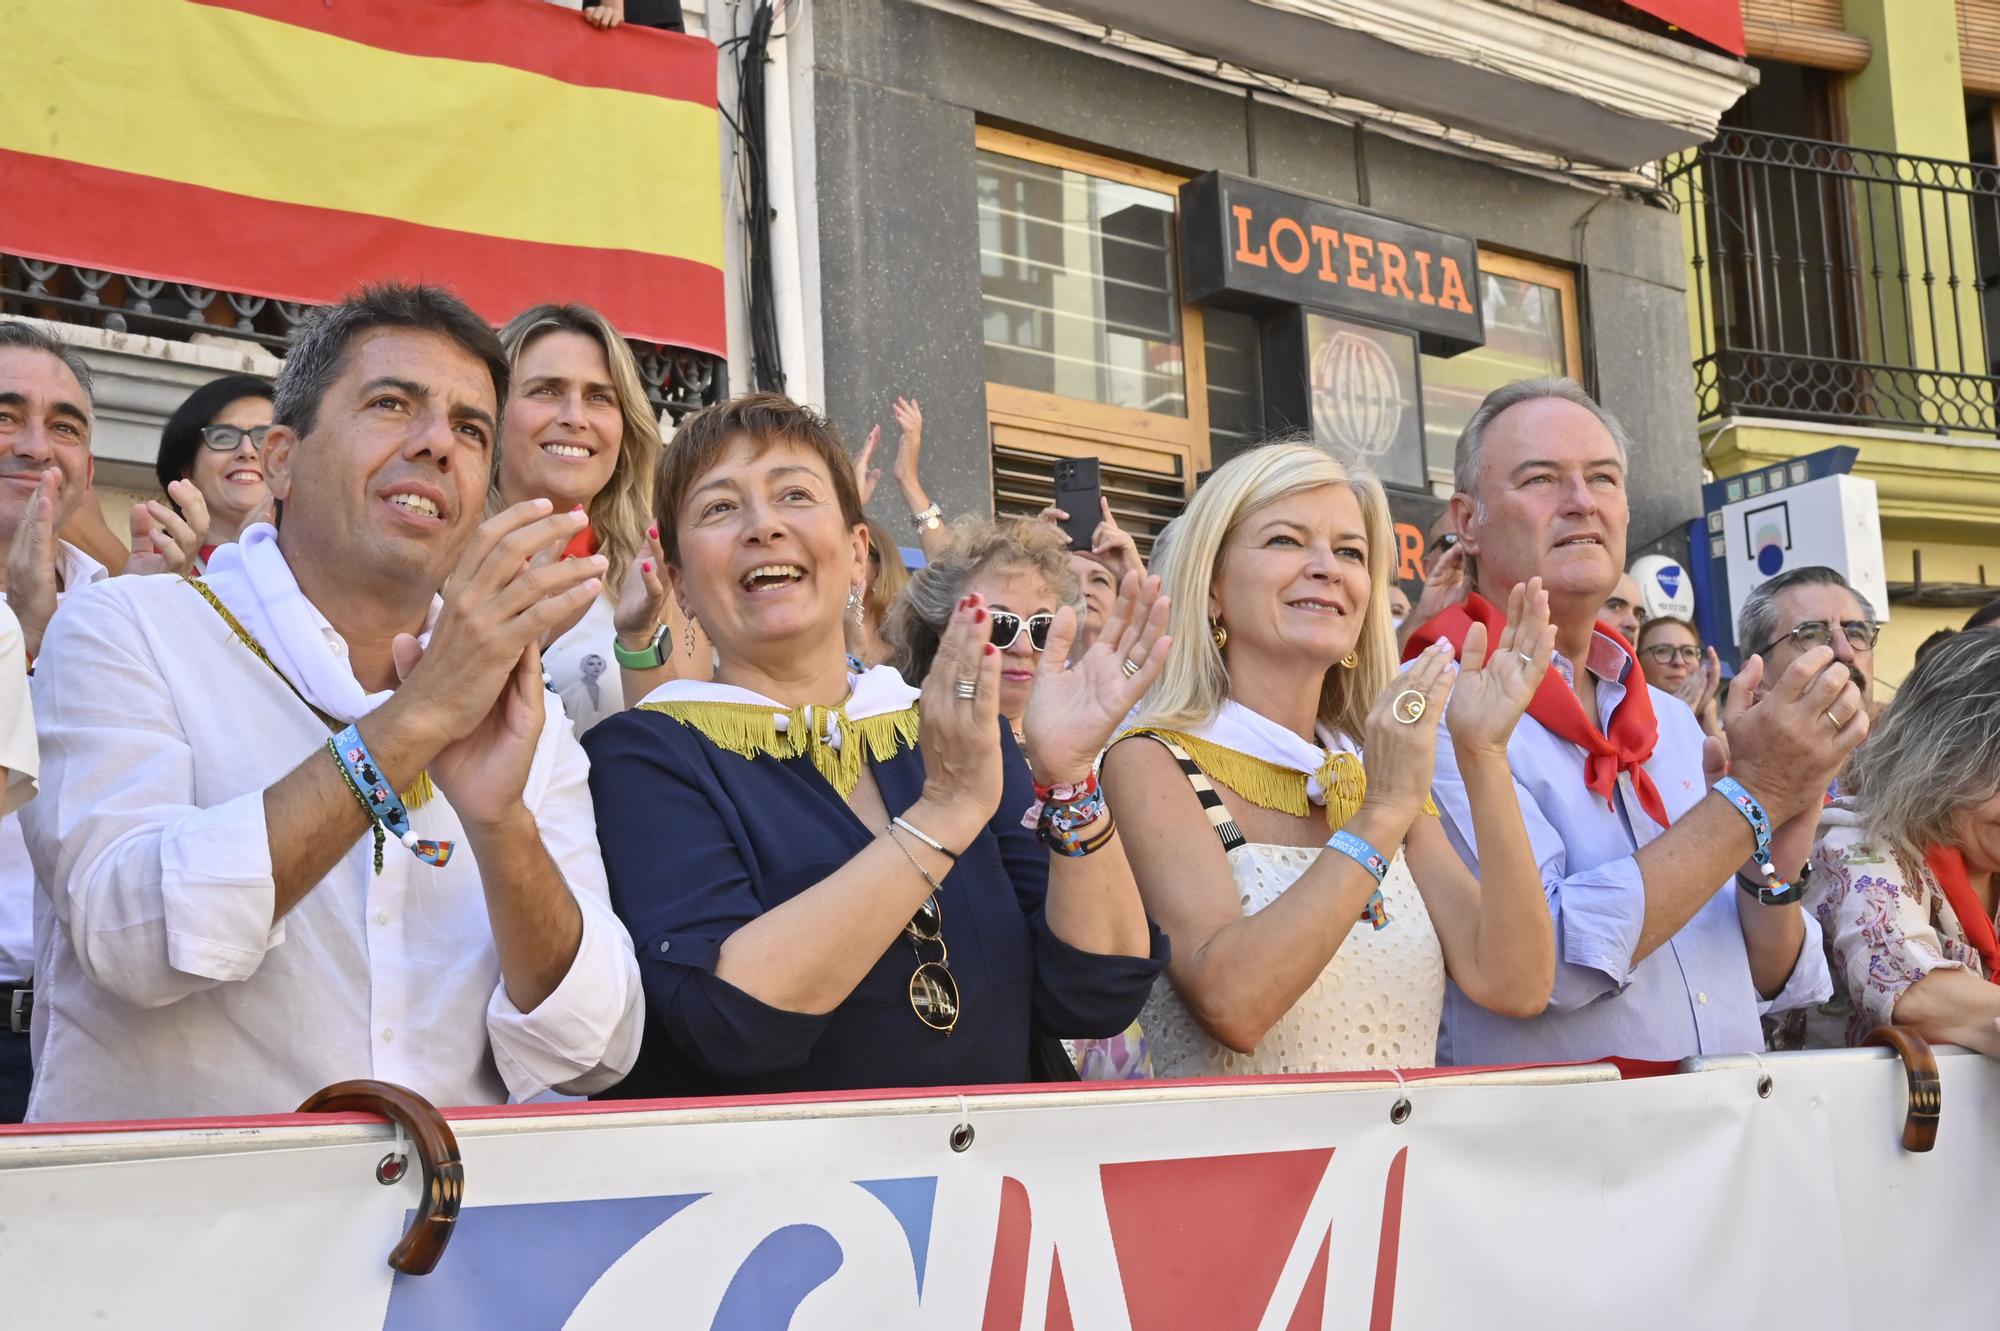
[1121,658,1141,678]
[1825,708,1845,729]
[1393,689,1426,725]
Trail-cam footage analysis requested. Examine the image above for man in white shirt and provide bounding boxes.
[0,322,112,1122]
[23,286,644,1121]
[1406,376,1861,1064]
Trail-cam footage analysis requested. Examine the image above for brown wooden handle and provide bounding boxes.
[1862,1026,1940,1153]
[298,1079,464,1275]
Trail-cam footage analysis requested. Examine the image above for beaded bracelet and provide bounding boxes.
[329,725,455,869]
[1712,776,1778,886]
[1326,829,1393,932]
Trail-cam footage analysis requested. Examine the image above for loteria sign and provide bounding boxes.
[1179,172,1485,356]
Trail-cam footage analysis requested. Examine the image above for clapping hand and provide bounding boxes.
[1399,540,1467,645]
[1446,577,1555,759]
[1020,570,1171,784]
[1675,647,1723,736]
[612,524,671,656]
[852,426,884,507]
[1358,640,1459,818]
[910,596,1007,849]
[6,469,60,660]
[890,397,924,488]
[125,480,209,576]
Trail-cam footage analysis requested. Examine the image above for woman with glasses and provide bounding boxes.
[1636,617,1721,736]
[887,518,1082,751]
[153,373,274,572]
[1804,631,2000,1056]
[583,394,1169,1098]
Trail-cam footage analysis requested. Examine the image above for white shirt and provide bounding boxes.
[21,556,644,1122]
[0,541,103,986]
[1429,630,1830,1065]
[546,594,623,738]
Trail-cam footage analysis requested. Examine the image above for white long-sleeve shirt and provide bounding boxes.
[21,567,644,1122]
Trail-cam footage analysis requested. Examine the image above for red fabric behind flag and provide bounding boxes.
[1617,0,1745,55]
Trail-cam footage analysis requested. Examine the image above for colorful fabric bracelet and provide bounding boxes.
[1041,809,1117,858]
[1020,772,1107,836]
[1326,829,1392,931]
[1712,776,1778,885]
[330,724,455,869]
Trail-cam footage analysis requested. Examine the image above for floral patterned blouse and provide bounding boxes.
[1807,804,1992,1047]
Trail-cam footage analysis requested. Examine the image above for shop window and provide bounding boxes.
[1419,251,1583,487]
[976,128,1213,548]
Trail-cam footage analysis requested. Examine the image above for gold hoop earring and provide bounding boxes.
[1340,651,1358,669]
[1210,621,1227,650]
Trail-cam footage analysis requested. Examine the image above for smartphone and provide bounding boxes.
[1051,456,1102,552]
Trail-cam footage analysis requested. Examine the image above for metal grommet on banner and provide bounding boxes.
[377,1119,410,1185]
[949,1095,975,1153]
[1386,1067,1412,1125]
[1749,1051,1774,1100]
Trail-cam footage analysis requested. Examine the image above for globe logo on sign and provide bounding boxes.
[1311,330,1406,455]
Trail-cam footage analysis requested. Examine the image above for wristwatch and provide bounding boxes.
[1738,858,1811,907]
[613,623,670,671]
[911,502,943,533]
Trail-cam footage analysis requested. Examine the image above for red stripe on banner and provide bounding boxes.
[980,1177,1033,1331]
[0,150,726,356]
[1368,1146,1410,1331]
[189,0,718,105]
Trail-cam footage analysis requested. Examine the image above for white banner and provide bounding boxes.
[0,1048,1991,1329]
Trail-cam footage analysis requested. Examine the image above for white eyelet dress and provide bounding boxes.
[1138,743,1446,1076]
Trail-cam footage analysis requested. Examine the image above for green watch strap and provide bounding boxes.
[613,623,669,670]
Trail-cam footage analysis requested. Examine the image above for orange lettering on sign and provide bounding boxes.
[1233,205,1268,267]
[1378,242,1414,301]
[1346,235,1377,292]
[1437,256,1474,314]
[1395,521,1425,583]
[1412,250,1436,306]
[1311,225,1342,282]
[1269,217,1310,274]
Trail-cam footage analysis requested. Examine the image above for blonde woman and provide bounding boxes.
[1104,443,1557,1074]
[495,304,707,733]
[847,518,909,668]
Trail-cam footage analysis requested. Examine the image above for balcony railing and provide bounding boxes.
[1664,129,2000,435]
[0,256,727,422]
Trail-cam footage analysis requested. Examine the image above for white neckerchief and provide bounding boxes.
[1187,699,1360,808]
[640,663,920,753]
[200,523,440,723]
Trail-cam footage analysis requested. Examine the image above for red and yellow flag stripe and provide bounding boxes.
[1,0,725,354]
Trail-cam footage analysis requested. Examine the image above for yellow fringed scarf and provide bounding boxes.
[639,666,924,798]
[1120,727,1369,829]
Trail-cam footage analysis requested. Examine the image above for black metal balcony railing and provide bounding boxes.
[0,256,727,423]
[1664,129,2000,435]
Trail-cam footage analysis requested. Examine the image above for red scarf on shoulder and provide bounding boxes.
[1924,846,2000,983]
[1404,592,1669,827]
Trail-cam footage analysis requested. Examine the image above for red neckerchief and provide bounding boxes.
[1924,846,2000,983]
[560,524,599,562]
[1403,592,1669,827]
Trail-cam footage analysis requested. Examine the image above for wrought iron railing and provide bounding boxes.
[0,256,727,422]
[1664,129,2000,435]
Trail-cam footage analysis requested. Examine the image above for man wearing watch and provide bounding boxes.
[1404,378,1859,1064]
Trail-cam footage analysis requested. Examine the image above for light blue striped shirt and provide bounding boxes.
[1431,631,1831,1066]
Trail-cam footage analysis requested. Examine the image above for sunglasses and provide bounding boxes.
[1640,643,1702,666]
[904,893,960,1034]
[200,423,272,452]
[988,610,1055,652]
[1754,619,1878,658]
[1427,531,1459,556]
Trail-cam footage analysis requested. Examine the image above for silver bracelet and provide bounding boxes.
[883,824,940,894]
[890,814,958,861]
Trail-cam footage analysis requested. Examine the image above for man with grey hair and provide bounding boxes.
[21,286,643,1121]
[1405,376,1861,1064]
[1735,565,1877,713]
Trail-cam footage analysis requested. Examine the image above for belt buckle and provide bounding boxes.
[7,987,28,1035]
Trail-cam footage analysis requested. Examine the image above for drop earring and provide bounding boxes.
[1210,620,1227,650]
[684,616,697,657]
[848,584,866,626]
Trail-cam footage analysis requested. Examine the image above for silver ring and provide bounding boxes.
[955,679,978,700]
[1121,657,1141,678]
[1516,650,1534,666]
[1392,689,1426,725]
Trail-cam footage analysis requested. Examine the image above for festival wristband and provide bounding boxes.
[1021,772,1107,836]
[1738,859,1811,907]
[330,725,454,869]
[1326,829,1393,932]
[1041,810,1117,858]
[1711,776,1776,883]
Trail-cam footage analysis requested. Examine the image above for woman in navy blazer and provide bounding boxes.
[584,394,1171,1098]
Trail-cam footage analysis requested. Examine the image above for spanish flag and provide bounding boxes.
[0,0,725,354]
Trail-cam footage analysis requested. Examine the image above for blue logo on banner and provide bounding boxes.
[380,1177,939,1329]
[1655,566,1681,598]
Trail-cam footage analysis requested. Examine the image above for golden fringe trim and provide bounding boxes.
[1118,728,1435,827]
[642,699,921,798]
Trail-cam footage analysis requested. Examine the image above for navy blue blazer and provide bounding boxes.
[583,710,1167,1099]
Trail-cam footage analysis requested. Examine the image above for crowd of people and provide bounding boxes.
[0,282,1994,1126]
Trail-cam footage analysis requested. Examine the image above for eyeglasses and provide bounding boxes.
[988,611,1055,653]
[1640,643,1702,666]
[199,424,271,452]
[1755,619,1879,659]
[904,893,959,1034]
